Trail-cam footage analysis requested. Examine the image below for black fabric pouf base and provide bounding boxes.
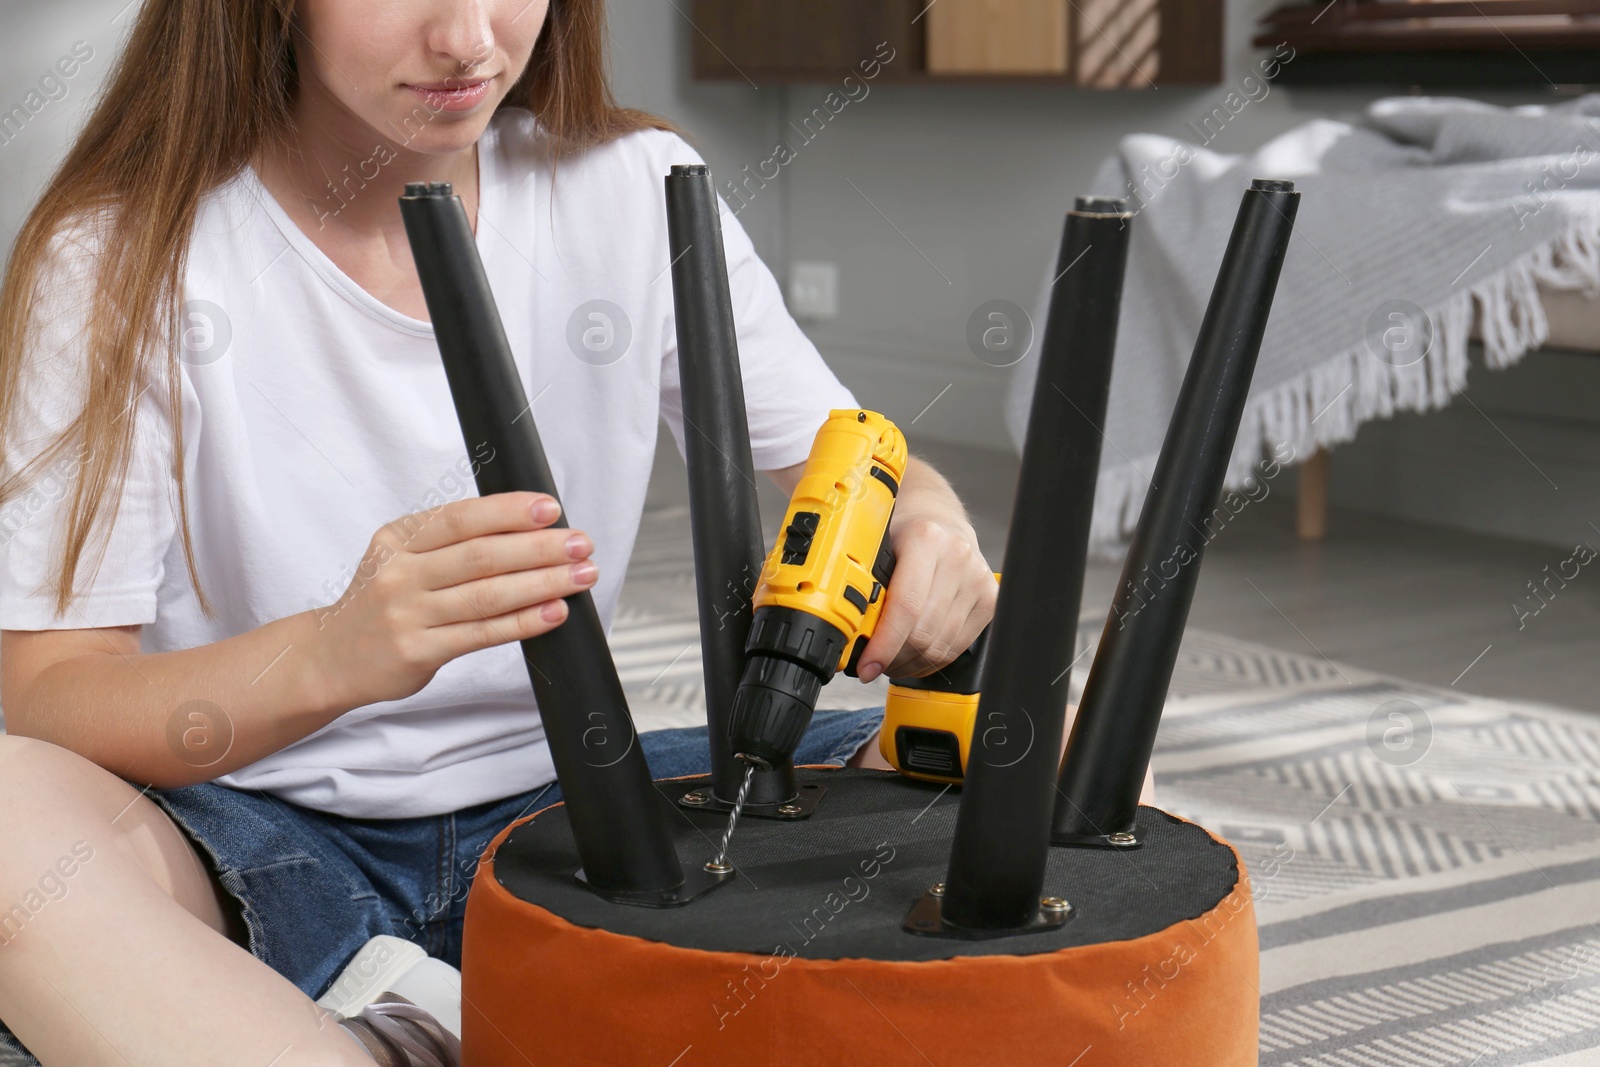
[491,767,1238,962]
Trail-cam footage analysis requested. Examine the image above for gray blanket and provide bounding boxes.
[1007,94,1600,544]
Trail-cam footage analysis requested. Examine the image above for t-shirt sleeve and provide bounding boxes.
[655,139,858,472]
[0,222,180,630]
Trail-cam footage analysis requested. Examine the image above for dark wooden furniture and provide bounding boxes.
[688,0,1223,86]
[1257,0,1600,86]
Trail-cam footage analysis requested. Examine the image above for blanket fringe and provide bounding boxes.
[1091,216,1600,547]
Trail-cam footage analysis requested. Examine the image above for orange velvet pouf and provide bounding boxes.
[461,768,1258,1067]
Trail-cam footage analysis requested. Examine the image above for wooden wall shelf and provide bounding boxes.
[689,0,1223,87]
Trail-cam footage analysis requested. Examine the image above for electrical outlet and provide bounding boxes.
[788,261,839,321]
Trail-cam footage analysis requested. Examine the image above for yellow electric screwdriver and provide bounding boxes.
[876,622,992,785]
[726,408,992,786]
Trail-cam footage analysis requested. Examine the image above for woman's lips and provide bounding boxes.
[404,78,492,112]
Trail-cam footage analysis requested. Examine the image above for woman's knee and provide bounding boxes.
[0,734,227,930]
[0,735,131,870]
[0,733,94,809]
[0,736,114,913]
[0,733,129,824]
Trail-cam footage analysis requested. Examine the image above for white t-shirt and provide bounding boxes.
[0,107,857,817]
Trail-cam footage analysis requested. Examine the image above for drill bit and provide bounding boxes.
[709,762,756,871]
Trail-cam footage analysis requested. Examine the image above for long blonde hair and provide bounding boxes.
[0,0,674,620]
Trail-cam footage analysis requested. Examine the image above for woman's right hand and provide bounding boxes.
[308,491,597,710]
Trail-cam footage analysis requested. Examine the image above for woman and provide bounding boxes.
[0,0,998,1063]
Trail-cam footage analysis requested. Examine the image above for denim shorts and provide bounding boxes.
[0,709,883,1064]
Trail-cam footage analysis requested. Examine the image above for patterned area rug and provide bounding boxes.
[620,505,1600,1066]
[1160,677,1600,1065]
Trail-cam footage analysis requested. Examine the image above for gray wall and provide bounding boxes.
[1328,349,1600,549]
[0,0,129,251]
[610,0,1390,450]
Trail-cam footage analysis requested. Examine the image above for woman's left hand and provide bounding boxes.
[855,495,997,683]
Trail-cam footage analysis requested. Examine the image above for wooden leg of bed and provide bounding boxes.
[1297,447,1329,541]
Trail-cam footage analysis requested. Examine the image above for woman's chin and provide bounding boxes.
[380,102,497,156]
